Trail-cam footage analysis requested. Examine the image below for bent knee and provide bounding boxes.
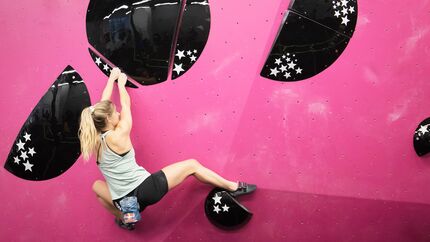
[186,158,200,167]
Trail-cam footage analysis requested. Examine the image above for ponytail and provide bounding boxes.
[78,100,115,161]
[79,107,100,161]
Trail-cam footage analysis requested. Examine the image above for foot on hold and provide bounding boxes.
[115,218,136,231]
[229,182,257,197]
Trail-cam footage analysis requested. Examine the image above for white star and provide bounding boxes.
[282,55,286,59]
[270,68,280,77]
[20,151,28,161]
[334,11,341,18]
[28,147,36,157]
[284,72,291,79]
[176,50,185,60]
[213,205,221,214]
[274,58,282,66]
[336,2,341,6]
[222,204,230,212]
[13,156,20,164]
[341,0,348,7]
[418,125,429,135]
[103,64,110,71]
[187,50,192,56]
[193,49,197,53]
[288,62,296,69]
[95,57,102,66]
[342,8,348,16]
[23,161,33,172]
[190,55,197,62]
[212,193,222,205]
[296,67,303,74]
[16,140,25,151]
[349,6,355,13]
[341,16,350,26]
[23,132,31,142]
[286,57,291,62]
[173,64,185,75]
[280,65,288,73]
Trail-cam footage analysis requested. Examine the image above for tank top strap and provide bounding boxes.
[99,130,113,152]
[100,130,112,140]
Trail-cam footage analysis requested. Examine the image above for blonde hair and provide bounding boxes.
[78,100,115,160]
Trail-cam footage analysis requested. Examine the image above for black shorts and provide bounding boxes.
[113,170,169,212]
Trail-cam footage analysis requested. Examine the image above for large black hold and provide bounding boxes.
[261,0,358,82]
[4,66,91,181]
[204,188,252,229]
[88,48,138,88]
[86,0,211,85]
[413,117,430,157]
[171,0,210,80]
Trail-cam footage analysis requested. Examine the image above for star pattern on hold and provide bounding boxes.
[13,156,20,164]
[176,50,185,60]
[341,16,350,26]
[173,46,200,77]
[20,151,28,161]
[270,68,280,77]
[95,57,102,66]
[332,0,355,26]
[89,50,116,77]
[23,161,34,172]
[267,53,303,80]
[416,124,430,137]
[211,192,231,214]
[12,131,38,173]
[28,147,36,156]
[173,64,185,75]
[213,205,221,214]
[222,204,230,212]
[16,139,25,151]
[23,132,31,142]
[212,193,222,204]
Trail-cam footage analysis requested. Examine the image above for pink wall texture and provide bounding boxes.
[1,0,430,241]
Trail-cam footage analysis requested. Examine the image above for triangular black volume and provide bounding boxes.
[171,0,211,80]
[4,66,91,181]
[88,48,138,89]
[261,11,350,82]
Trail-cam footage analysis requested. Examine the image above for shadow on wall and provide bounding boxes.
[163,188,430,241]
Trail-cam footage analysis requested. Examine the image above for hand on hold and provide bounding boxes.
[118,73,127,87]
[109,67,121,81]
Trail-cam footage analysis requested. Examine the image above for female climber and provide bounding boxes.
[78,68,256,230]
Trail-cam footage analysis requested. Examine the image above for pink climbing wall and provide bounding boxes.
[1,0,430,241]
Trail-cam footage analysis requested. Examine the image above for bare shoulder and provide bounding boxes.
[105,129,132,152]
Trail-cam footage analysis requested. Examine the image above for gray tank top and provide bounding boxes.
[97,130,150,200]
